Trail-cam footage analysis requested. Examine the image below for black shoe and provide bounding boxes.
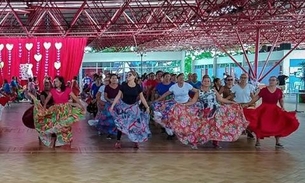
[166,135,174,140]
[161,127,166,133]
[247,132,255,139]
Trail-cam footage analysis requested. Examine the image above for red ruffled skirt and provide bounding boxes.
[0,96,10,106]
[244,104,299,138]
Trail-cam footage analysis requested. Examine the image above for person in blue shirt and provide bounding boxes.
[188,73,202,98]
[189,73,202,89]
[152,72,175,101]
[2,79,11,95]
[10,76,20,102]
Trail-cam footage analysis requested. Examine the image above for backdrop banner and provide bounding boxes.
[0,37,87,88]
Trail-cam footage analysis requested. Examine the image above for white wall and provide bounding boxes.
[283,50,305,76]
[194,51,286,66]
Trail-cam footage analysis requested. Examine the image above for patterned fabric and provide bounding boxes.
[168,90,249,147]
[96,102,117,135]
[32,98,83,147]
[111,100,151,143]
[151,99,176,135]
[196,90,220,119]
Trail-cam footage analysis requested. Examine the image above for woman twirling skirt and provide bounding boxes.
[246,103,299,139]
[33,99,83,147]
[111,100,151,142]
[151,99,176,135]
[168,103,249,147]
[96,101,117,136]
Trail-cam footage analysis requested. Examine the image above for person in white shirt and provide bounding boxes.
[153,73,198,139]
[87,77,109,128]
[157,73,198,103]
[231,73,257,139]
[231,73,256,104]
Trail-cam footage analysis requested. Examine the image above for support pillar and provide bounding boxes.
[254,28,261,80]
[181,51,185,72]
[213,57,217,77]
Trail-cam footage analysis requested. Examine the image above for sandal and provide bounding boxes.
[133,143,139,149]
[114,142,121,149]
[255,143,261,148]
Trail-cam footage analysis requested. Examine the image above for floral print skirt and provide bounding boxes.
[33,99,83,147]
[111,100,151,143]
[168,103,249,147]
[151,99,176,135]
[96,102,117,136]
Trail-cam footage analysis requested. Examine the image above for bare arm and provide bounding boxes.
[40,95,46,106]
[279,98,284,109]
[279,91,284,109]
[155,91,172,101]
[190,88,198,93]
[110,91,122,109]
[216,92,235,104]
[43,93,52,109]
[247,95,260,106]
[96,91,102,103]
[139,92,149,109]
[185,91,199,106]
[70,92,85,110]
[104,92,112,103]
[218,86,224,95]
[150,88,156,101]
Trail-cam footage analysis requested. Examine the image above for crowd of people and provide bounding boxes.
[0,70,300,149]
[85,70,299,149]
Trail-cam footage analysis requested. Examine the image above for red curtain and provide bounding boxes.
[0,37,87,88]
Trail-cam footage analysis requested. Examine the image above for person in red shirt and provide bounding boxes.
[143,72,158,101]
[244,76,299,148]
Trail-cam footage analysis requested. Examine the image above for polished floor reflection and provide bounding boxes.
[0,95,304,183]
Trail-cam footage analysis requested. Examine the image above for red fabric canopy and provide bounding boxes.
[0,37,87,88]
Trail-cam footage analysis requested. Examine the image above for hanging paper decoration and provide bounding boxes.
[43,42,51,75]
[54,61,61,70]
[35,41,41,75]
[55,42,62,75]
[0,45,3,76]
[6,43,13,76]
[25,43,33,63]
[0,61,4,77]
[18,42,22,58]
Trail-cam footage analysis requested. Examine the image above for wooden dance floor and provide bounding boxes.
[0,95,304,183]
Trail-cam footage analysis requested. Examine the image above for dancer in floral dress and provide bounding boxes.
[0,92,10,122]
[231,73,257,139]
[153,73,198,137]
[244,76,299,148]
[109,71,151,149]
[151,72,175,137]
[31,76,85,148]
[168,75,249,149]
[97,74,120,138]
